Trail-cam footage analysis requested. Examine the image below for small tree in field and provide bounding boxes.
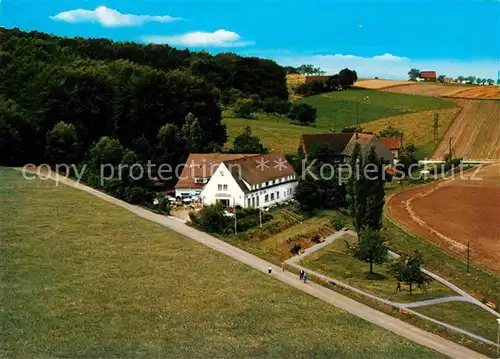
[288,103,317,126]
[233,98,254,118]
[389,251,432,295]
[349,229,388,275]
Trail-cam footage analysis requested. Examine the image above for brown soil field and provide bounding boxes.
[387,163,500,273]
[384,83,500,100]
[353,79,413,89]
[432,99,500,160]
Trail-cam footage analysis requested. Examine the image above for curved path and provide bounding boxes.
[286,231,499,348]
[21,169,491,359]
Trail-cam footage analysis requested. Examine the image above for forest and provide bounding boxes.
[0,27,290,203]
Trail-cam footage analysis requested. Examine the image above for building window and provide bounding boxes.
[276,191,280,199]
[265,195,269,202]
[223,184,228,191]
[248,198,251,207]
[256,196,260,206]
[218,184,222,191]
[270,193,275,201]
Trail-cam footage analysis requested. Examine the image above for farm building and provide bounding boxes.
[300,132,394,164]
[175,152,298,209]
[380,136,403,163]
[418,71,437,82]
[175,153,256,199]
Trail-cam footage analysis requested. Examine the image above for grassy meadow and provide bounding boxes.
[223,89,457,154]
[362,107,462,158]
[300,235,455,303]
[297,89,456,131]
[413,302,500,343]
[0,168,447,359]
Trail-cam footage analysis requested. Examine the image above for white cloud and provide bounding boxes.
[275,53,499,80]
[143,29,253,48]
[50,6,182,27]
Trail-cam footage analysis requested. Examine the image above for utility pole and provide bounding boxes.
[233,198,237,235]
[449,137,453,161]
[356,97,359,126]
[259,207,262,228]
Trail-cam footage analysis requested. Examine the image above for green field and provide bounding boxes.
[223,113,323,154]
[298,89,456,131]
[0,168,446,359]
[300,235,455,303]
[223,90,456,154]
[414,302,499,343]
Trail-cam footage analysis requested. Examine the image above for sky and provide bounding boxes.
[1,0,499,79]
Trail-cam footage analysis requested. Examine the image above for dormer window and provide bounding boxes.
[195,177,208,184]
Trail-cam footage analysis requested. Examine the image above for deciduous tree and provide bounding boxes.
[350,229,388,274]
[389,251,432,295]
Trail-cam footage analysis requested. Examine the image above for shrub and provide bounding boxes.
[332,218,345,231]
[288,103,317,126]
[194,204,232,234]
[233,98,254,117]
[124,186,153,204]
[157,198,171,215]
[311,235,321,243]
[290,244,302,254]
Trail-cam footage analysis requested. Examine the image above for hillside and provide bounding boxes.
[297,89,456,131]
[384,83,500,100]
[362,107,462,158]
[0,168,445,358]
[432,99,500,160]
[224,113,324,153]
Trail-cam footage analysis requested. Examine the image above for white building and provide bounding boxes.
[175,152,298,209]
[174,153,256,199]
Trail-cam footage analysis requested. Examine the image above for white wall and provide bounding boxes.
[202,163,246,207]
[244,181,297,209]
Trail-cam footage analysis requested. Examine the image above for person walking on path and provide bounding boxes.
[299,270,304,280]
[281,262,285,272]
[268,267,272,274]
[396,282,401,293]
[303,272,308,283]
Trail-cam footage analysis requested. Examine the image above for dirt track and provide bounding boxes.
[432,99,500,160]
[387,164,500,273]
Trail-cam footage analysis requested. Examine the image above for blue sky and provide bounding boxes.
[1,0,499,79]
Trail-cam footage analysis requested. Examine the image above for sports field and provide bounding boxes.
[0,168,446,358]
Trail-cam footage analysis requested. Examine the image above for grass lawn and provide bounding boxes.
[414,302,499,343]
[300,235,455,303]
[362,107,462,158]
[382,216,500,301]
[298,89,456,131]
[223,112,323,154]
[0,168,447,359]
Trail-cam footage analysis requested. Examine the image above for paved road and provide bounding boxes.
[26,170,491,359]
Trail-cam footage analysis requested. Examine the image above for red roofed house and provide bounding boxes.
[419,71,437,82]
[380,136,403,164]
[175,152,298,208]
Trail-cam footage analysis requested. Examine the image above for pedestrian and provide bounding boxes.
[303,272,308,283]
[299,270,304,280]
[396,281,401,292]
[281,262,285,272]
[268,266,272,274]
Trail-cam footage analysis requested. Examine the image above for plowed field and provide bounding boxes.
[432,99,500,160]
[387,163,500,273]
[384,83,500,100]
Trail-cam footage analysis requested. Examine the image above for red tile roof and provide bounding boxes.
[380,136,403,150]
[419,71,436,78]
[175,153,258,188]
